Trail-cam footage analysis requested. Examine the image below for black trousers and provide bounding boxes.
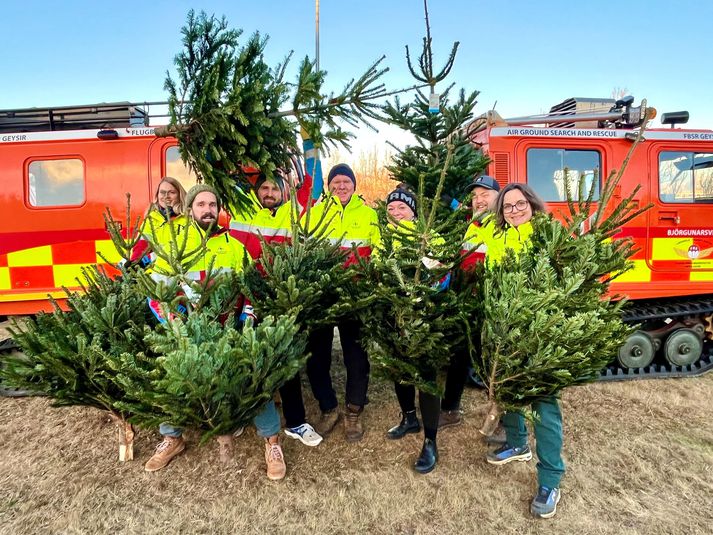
[441,348,470,411]
[306,319,370,412]
[394,382,440,440]
[279,373,306,429]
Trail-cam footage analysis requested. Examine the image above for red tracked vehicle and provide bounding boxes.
[468,96,713,380]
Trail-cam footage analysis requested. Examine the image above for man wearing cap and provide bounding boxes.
[460,175,501,269]
[437,175,502,432]
[144,184,288,481]
[302,163,380,442]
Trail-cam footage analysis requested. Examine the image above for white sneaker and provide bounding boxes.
[284,423,323,447]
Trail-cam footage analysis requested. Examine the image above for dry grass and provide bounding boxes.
[1,353,713,534]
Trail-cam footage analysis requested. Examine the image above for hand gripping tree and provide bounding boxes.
[475,129,653,435]
[356,1,487,395]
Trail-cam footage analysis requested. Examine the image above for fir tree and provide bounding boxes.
[1,267,158,461]
[475,130,653,434]
[160,10,395,214]
[240,201,356,332]
[356,1,483,395]
[119,308,307,442]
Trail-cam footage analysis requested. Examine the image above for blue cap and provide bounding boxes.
[465,175,500,193]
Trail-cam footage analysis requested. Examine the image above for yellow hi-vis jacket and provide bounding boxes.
[482,220,534,266]
[304,193,381,265]
[153,220,249,281]
[228,189,293,260]
[130,207,187,264]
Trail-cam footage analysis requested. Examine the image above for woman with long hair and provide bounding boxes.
[131,177,187,265]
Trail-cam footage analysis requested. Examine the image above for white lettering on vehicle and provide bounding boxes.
[666,229,713,237]
[0,134,28,142]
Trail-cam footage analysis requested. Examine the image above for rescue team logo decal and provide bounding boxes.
[673,240,713,260]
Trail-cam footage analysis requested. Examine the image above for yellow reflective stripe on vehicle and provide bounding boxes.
[613,259,652,283]
[0,267,10,290]
[651,237,692,261]
[0,290,68,302]
[53,265,90,287]
[7,245,52,267]
[691,271,713,281]
[95,239,122,263]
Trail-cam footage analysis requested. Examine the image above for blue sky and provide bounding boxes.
[2,0,712,153]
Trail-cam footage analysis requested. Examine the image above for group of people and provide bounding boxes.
[131,157,565,519]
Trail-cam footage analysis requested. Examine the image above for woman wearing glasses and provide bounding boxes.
[482,183,566,520]
[131,177,188,266]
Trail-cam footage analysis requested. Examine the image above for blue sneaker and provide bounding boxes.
[530,486,561,518]
[486,443,533,465]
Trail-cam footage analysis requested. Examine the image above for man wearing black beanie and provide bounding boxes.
[301,163,380,443]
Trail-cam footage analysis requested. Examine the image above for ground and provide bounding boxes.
[1,360,712,535]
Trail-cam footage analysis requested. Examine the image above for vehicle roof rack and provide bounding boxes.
[0,102,150,133]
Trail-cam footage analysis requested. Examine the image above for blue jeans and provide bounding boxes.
[159,400,281,438]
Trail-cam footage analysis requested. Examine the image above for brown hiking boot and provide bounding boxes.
[144,435,186,472]
[265,436,286,481]
[316,408,341,436]
[438,409,463,430]
[344,404,364,443]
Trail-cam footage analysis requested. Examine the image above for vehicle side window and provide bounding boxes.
[526,148,601,202]
[659,151,713,203]
[27,158,85,207]
[165,145,198,192]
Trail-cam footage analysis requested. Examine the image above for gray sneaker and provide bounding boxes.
[284,423,323,447]
[530,486,561,519]
[486,443,532,465]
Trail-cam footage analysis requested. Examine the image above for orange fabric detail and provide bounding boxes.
[0,254,7,268]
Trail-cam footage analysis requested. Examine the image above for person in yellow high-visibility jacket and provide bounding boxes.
[228,169,325,448]
[144,184,287,482]
[301,163,380,443]
[130,176,188,266]
[482,183,565,519]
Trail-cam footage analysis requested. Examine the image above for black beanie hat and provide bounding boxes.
[386,188,417,214]
[327,163,356,187]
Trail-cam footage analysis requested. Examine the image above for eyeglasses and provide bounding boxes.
[502,199,529,214]
[158,189,177,197]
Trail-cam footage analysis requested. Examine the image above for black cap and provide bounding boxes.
[465,175,500,193]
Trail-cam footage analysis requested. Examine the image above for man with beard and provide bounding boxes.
[228,171,325,449]
[144,185,288,481]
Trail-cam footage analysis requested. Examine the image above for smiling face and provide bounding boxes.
[157,181,179,210]
[471,186,499,216]
[191,191,219,230]
[329,175,355,205]
[502,188,533,228]
[387,200,415,222]
[257,180,283,209]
